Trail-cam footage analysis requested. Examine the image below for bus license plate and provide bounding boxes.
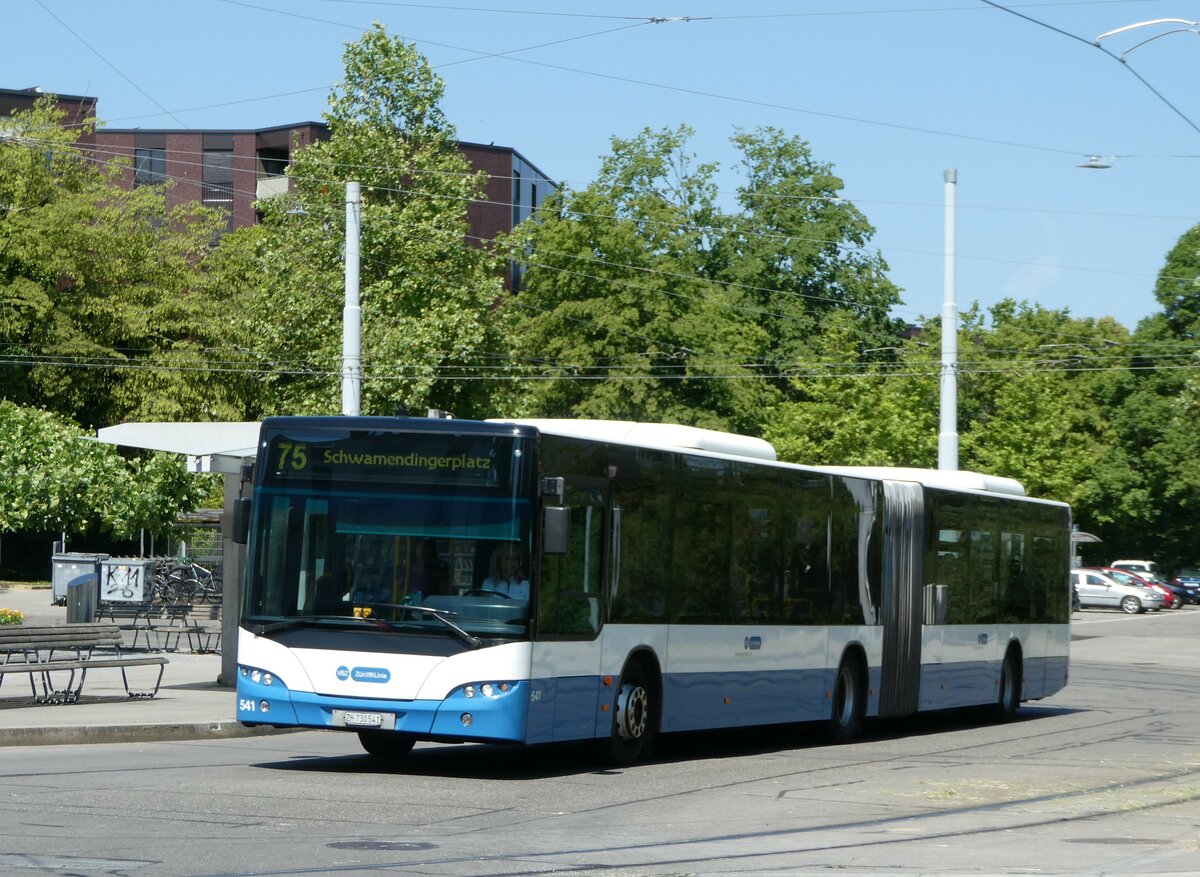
[333,710,392,729]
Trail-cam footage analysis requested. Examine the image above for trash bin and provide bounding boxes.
[66,571,99,623]
[51,552,108,607]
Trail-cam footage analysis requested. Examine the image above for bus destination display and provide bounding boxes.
[265,434,503,487]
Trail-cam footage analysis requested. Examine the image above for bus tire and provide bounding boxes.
[601,661,655,767]
[828,654,866,744]
[358,730,415,762]
[989,648,1022,723]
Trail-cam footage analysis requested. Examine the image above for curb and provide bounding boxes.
[0,721,296,746]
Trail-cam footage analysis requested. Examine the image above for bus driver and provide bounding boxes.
[481,544,529,599]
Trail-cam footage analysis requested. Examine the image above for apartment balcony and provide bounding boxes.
[256,175,290,200]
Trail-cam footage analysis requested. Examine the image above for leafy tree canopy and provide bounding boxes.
[499,125,903,433]
[0,97,258,428]
[0,401,204,543]
[242,24,505,418]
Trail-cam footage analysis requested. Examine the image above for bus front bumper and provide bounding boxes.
[236,666,528,742]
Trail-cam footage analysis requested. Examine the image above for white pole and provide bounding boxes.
[938,169,958,471]
[343,181,362,416]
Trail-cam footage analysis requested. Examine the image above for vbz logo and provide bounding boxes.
[336,666,351,680]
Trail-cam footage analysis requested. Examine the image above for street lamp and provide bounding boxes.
[1095,18,1200,58]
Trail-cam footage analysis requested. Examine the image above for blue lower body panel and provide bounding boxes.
[237,672,529,743]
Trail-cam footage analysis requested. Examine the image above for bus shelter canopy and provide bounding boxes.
[95,422,261,474]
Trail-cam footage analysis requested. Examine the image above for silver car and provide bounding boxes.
[1072,568,1165,614]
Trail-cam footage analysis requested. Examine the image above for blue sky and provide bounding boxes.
[8,1,1200,331]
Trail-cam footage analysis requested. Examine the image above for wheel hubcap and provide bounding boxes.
[616,683,648,741]
[836,668,855,726]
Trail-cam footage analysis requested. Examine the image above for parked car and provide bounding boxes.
[1110,559,1161,579]
[1137,573,1196,607]
[1072,568,1165,614]
[1169,569,1200,604]
[1093,567,1180,609]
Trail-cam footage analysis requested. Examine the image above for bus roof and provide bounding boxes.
[821,466,1027,497]
[489,419,778,462]
[494,420,1031,498]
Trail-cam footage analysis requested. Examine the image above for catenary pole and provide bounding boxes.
[938,169,959,471]
[343,181,362,415]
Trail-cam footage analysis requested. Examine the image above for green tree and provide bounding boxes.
[243,24,504,418]
[718,128,902,374]
[0,97,258,427]
[1094,224,1200,568]
[500,125,901,433]
[767,301,1137,537]
[0,402,205,573]
[765,311,937,465]
[952,302,1133,514]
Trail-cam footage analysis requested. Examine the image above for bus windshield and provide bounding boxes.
[243,425,536,641]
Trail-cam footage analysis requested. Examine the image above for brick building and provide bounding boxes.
[2,86,554,286]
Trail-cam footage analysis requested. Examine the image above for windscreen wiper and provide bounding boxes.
[250,614,362,633]
[364,602,482,650]
[252,617,327,635]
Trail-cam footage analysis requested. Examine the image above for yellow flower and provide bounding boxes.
[0,608,25,625]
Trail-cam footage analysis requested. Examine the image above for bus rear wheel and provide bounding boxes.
[828,656,865,744]
[601,663,655,767]
[988,649,1022,722]
[358,730,415,762]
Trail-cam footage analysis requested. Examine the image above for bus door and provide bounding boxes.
[529,478,608,743]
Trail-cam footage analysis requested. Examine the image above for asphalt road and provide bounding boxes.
[1,605,1198,876]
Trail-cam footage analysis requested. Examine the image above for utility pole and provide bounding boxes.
[343,181,362,416]
[938,169,958,471]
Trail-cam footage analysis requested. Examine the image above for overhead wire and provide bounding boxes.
[3,137,1189,368]
[14,131,1192,311]
[31,0,190,129]
[5,123,1196,364]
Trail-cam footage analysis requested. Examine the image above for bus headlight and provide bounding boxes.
[461,682,512,699]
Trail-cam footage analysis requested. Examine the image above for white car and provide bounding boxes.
[1072,568,1164,614]
[1110,559,1161,579]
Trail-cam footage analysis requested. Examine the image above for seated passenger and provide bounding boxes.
[408,539,451,598]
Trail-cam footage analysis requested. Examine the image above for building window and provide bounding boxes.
[134,147,166,186]
[202,150,234,208]
[203,149,235,230]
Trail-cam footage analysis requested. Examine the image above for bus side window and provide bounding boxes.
[538,496,602,637]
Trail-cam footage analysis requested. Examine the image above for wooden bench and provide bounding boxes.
[0,622,169,703]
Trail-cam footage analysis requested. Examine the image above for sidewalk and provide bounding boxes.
[0,585,272,746]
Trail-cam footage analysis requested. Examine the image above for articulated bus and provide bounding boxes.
[235,415,1071,764]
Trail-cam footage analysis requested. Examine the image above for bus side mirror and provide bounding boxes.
[543,506,570,555]
[232,497,252,545]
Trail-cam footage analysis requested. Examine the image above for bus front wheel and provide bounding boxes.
[601,663,655,767]
[358,730,415,762]
[828,656,865,744]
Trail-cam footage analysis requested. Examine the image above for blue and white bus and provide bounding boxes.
[235,415,1071,764]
